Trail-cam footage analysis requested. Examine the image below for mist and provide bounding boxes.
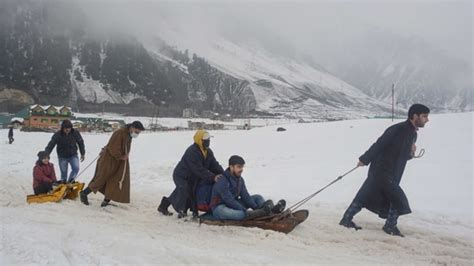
[72,1,472,66]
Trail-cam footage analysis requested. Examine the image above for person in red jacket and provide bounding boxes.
[33,151,57,195]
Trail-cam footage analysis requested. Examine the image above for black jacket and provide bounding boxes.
[45,129,85,158]
[173,143,224,182]
[353,120,417,218]
[168,143,224,213]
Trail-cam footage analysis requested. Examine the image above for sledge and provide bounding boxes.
[26,182,85,204]
[199,209,309,234]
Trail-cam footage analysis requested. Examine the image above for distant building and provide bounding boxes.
[71,120,85,129]
[23,105,73,130]
[182,108,195,118]
[201,110,215,119]
[104,120,124,131]
[187,120,224,130]
[221,114,233,122]
[188,121,205,130]
[0,105,31,128]
[10,117,24,128]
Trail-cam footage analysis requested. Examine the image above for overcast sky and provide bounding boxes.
[77,0,472,64]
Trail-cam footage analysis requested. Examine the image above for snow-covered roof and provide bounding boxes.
[71,120,84,124]
[29,104,72,112]
[10,117,24,122]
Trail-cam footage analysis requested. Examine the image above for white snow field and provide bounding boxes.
[1,112,472,265]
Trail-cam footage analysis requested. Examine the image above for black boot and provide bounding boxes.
[383,225,405,237]
[271,199,286,214]
[245,203,272,220]
[245,208,271,220]
[157,197,173,216]
[339,202,362,230]
[339,217,362,230]
[383,207,403,237]
[262,200,274,210]
[177,211,188,219]
[80,191,89,206]
[101,199,110,207]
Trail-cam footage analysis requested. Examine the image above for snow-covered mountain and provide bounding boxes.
[5,1,468,118]
[0,1,394,119]
[145,37,393,119]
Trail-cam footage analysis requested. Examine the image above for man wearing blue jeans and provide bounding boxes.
[45,120,85,183]
[207,155,286,220]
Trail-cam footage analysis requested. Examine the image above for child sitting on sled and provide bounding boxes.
[33,151,58,195]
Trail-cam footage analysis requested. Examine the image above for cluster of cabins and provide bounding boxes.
[0,105,125,132]
[1,104,253,133]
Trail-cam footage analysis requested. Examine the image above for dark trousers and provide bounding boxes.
[168,175,196,214]
[34,182,53,195]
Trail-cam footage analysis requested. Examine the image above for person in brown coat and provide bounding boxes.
[80,121,145,207]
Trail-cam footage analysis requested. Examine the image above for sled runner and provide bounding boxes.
[199,209,309,234]
[27,182,85,204]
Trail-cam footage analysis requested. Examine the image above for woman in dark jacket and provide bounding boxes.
[158,130,224,218]
[33,151,57,195]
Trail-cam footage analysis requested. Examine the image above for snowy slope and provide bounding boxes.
[70,56,149,105]
[0,112,472,264]
[144,34,393,118]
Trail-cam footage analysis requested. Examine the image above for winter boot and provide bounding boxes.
[245,203,272,220]
[177,211,188,219]
[100,199,110,207]
[383,225,405,237]
[339,217,362,230]
[79,191,89,206]
[383,207,403,237]
[245,208,271,220]
[262,200,274,210]
[271,199,286,214]
[157,196,173,216]
[339,202,362,230]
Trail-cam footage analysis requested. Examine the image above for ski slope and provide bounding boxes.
[1,112,472,265]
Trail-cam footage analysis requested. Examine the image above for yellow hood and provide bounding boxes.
[193,130,209,158]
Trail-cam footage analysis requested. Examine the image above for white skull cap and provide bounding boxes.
[202,132,211,140]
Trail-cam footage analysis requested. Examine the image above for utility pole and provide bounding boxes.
[391,83,395,122]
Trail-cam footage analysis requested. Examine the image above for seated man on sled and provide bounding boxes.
[197,155,286,220]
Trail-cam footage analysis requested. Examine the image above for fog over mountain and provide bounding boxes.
[1,0,472,116]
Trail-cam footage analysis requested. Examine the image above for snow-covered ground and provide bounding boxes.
[1,112,472,265]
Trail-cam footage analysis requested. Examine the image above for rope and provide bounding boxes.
[278,149,424,218]
[75,153,101,180]
[277,166,360,218]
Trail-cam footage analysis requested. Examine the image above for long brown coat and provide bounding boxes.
[88,127,132,203]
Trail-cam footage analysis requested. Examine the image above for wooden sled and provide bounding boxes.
[199,209,309,234]
[26,182,85,204]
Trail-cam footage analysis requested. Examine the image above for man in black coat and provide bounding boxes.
[158,129,224,218]
[45,119,85,183]
[340,104,430,237]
